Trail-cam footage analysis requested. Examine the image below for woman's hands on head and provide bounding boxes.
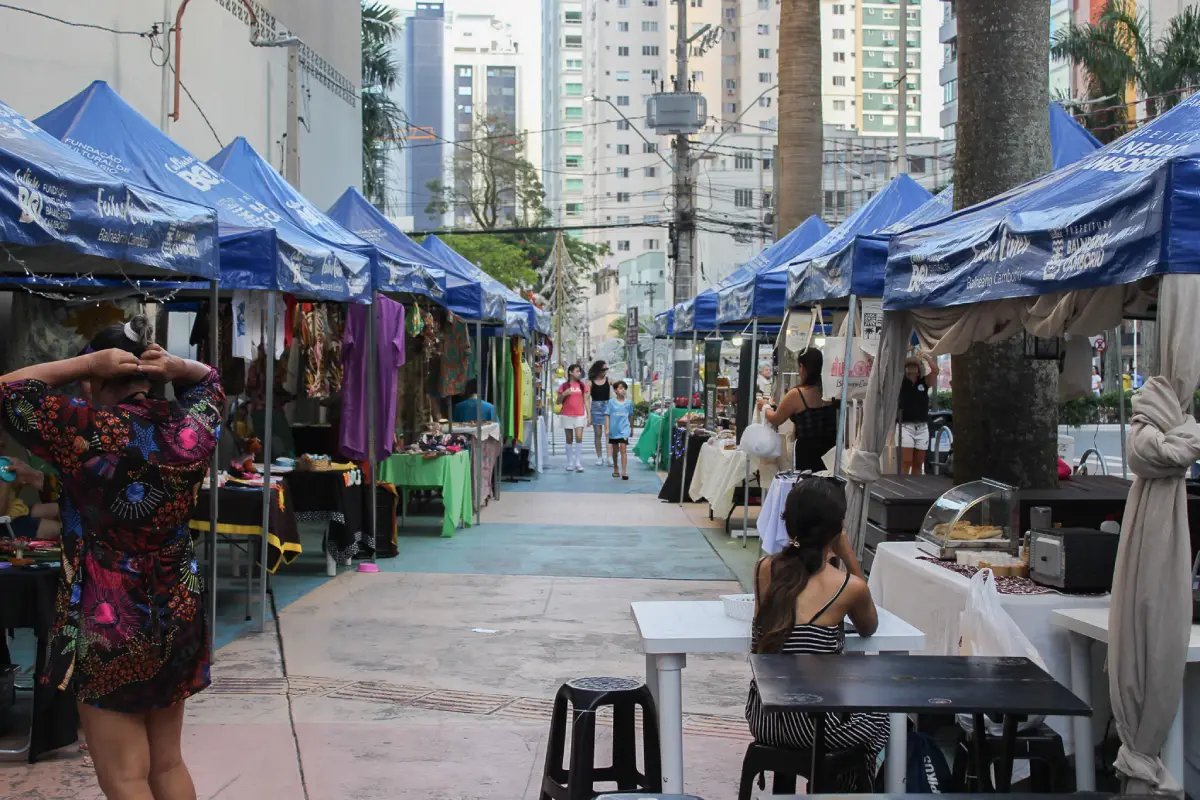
[86,349,141,380]
[134,344,185,382]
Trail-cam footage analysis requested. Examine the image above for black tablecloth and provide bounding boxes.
[190,484,301,572]
[658,430,710,503]
[0,566,77,762]
[284,469,368,560]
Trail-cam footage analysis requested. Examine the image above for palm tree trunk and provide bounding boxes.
[951,0,1059,489]
[777,0,823,232]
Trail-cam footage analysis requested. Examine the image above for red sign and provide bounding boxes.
[1094,337,1108,353]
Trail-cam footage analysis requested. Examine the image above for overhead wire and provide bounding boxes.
[0,3,156,36]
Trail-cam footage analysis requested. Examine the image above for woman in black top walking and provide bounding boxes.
[758,348,838,472]
[587,361,611,466]
[898,352,939,474]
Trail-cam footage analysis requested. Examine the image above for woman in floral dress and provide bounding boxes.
[0,316,223,800]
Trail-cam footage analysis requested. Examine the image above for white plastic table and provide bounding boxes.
[1051,606,1200,793]
[630,600,926,795]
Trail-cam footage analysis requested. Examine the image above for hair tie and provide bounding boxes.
[123,321,139,342]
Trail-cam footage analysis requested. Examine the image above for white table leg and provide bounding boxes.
[645,652,660,709]
[655,653,687,795]
[1067,631,1096,791]
[1165,702,1184,788]
[886,712,907,792]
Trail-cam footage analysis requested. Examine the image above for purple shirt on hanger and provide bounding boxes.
[339,297,406,461]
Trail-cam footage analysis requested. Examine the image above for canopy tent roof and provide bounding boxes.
[207,137,373,302]
[422,235,546,335]
[0,98,218,281]
[326,187,447,304]
[883,94,1200,311]
[785,173,933,307]
[653,308,674,338]
[849,103,1102,303]
[33,81,352,296]
[673,260,763,334]
[712,215,832,325]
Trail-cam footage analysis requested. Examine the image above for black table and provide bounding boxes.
[750,654,1092,793]
[0,566,77,762]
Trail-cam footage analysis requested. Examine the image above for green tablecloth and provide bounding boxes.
[377,450,473,538]
[633,408,691,467]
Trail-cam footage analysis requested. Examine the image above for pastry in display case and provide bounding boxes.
[916,478,1020,560]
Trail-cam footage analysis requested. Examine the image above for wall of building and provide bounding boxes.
[0,0,361,210]
[405,1,447,230]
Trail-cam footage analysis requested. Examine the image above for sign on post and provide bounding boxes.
[625,307,639,346]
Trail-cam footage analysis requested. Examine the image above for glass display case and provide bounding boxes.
[916,478,1020,560]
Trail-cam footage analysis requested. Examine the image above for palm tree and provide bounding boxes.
[1051,3,1200,141]
[361,1,405,210]
[776,0,823,232]
[952,0,1059,489]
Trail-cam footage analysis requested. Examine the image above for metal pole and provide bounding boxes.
[367,293,379,561]
[835,296,858,475]
[742,318,758,548]
[897,0,908,174]
[207,280,219,659]
[255,292,276,632]
[1116,326,1128,479]
[678,330,697,507]
[474,322,483,525]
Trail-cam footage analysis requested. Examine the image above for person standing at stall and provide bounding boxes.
[587,361,611,466]
[757,348,838,472]
[557,364,589,473]
[898,352,939,474]
[0,317,223,800]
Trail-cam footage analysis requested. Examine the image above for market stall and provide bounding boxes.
[844,94,1200,794]
[377,449,473,537]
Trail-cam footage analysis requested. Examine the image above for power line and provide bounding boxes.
[0,3,155,36]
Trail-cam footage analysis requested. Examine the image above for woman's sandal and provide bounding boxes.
[612,470,620,478]
[622,475,629,480]
[79,742,92,768]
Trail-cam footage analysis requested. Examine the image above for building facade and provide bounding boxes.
[0,0,362,209]
[404,2,448,230]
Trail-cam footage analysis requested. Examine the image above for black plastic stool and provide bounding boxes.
[950,722,1070,792]
[540,676,662,800]
[595,795,705,799]
[737,741,870,799]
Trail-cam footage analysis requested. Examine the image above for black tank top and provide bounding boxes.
[590,379,610,402]
[789,389,839,472]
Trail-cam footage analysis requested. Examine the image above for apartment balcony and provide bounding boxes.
[939,59,957,89]
[939,13,956,45]
[939,100,958,130]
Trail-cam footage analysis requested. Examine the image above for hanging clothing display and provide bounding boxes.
[440,320,472,397]
[340,297,406,462]
[298,304,345,399]
[232,291,286,363]
[326,305,346,395]
[190,302,245,396]
[7,295,140,374]
[511,339,525,442]
[521,359,534,421]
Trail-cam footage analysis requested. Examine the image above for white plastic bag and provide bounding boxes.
[957,569,1047,735]
[739,407,781,459]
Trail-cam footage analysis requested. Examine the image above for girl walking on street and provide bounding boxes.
[606,381,634,480]
[557,363,589,472]
[587,361,611,466]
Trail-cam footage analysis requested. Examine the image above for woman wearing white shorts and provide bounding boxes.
[557,363,590,472]
[898,352,938,474]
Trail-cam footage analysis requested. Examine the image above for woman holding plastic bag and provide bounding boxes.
[758,348,838,472]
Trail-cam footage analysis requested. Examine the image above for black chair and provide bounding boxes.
[737,740,871,799]
[540,677,662,800]
[950,722,1070,792]
[724,474,763,535]
[595,795,705,799]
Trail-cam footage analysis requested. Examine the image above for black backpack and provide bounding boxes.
[905,731,953,793]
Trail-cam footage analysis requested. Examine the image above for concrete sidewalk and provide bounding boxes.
[0,445,761,799]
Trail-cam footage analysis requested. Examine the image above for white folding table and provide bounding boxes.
[630,600,926,795]
[1051,606,1200,793]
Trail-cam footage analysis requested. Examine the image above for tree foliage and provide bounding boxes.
[432,234,538,290]
[361,1,405,210]
[425,115,548,229]
[1051,3,1200,141]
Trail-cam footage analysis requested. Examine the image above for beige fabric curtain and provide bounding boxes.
[1108,273,1200,795]
[843,311,911,556]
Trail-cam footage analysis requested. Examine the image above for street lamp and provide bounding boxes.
[585,95,676,173]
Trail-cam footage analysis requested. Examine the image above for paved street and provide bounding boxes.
[0,433,765,799]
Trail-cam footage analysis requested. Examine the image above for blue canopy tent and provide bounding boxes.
[0,99,218,281]
[786,173,933,307]
[207,137,375,302]
[35,81,356,300]
[421,235,533,335]
[327,187,446,304]
[848,103,1102,302]
[713,215,831,326]
[854,98,1200,797]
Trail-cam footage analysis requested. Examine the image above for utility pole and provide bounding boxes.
[672,0,694,306]
[285,44,301,187]
[554,231,565,370]
[897,2,908,174]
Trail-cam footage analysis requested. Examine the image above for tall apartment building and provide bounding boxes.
[542,0,947,352]
[404,2,448,230]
